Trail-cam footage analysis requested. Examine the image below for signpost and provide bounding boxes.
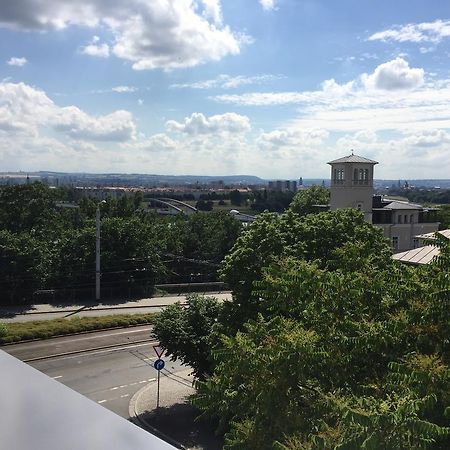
[152,345,165,409]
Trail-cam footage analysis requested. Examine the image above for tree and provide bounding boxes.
[229,189,242,206]
[288,185,330,216]
[152,294,223,379]
[220,208,391,330]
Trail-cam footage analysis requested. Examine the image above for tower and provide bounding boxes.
[328,152,378,222]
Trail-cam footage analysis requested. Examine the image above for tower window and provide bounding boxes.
[334,168,344,184]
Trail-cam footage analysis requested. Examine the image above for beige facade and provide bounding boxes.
[328,154,378,222]
[328,153,439,252]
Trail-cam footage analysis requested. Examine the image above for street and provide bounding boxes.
[2,326,188,419]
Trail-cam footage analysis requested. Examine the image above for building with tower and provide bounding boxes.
[328,153,377,222]
[328,152,439,252]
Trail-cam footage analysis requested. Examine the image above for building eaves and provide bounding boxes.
[327,154,378,165]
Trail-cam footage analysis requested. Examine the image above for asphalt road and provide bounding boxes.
[2,327,187,419]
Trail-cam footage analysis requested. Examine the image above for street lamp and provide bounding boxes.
[95,200,106,301]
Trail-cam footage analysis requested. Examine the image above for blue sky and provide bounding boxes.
[1,0,450,179]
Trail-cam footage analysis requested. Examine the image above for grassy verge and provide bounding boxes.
[0,313,156,345]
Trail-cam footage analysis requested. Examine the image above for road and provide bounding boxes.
[0,292,232,323]
[2,326,188,419]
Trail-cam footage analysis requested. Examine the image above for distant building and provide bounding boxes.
[268,179,297,193]
[328,153,439,252]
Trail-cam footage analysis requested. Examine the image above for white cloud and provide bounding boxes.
[112,85,137,93]
[171,73,283,89]
[6,57,27,67]
[0,81,136,142]
[51,107,135,142]
[201,0,222,25]
[257,128,329,151]
[362,57,424,91]
[166,112,251,135]
[259,0,276,11]
[81,43,110,58]
[368,19,450,44]
[0,1,250,70]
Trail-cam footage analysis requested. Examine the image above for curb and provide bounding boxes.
[129,382,187,450]
[0,323,154,346]
[1,302,188,317]
[22,338,157,363]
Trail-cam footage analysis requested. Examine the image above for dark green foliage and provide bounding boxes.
[0,183,241,304]
[229,190,242,206]
[220,208,391,330]
[438,205,450,229]
[152,294,222,379]
[187,211,449,449]
[288,185,330,216]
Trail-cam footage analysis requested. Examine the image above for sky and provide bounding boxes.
[1,0,450,179]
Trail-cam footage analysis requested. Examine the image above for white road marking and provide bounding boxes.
[52,375,63,379]
[47,342,155,361]
[120,394,129,398]
[98,400,107,404]
[53,327,153,344]
[110,386,119,391]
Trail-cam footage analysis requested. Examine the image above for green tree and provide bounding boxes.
[288,185,330,216]
[152,294,223,379]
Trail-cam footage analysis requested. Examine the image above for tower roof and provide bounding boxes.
[327,153,378,165]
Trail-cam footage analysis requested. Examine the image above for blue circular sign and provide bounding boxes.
[154,359,165,371]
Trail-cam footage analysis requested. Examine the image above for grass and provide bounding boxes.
[0,313,156,345]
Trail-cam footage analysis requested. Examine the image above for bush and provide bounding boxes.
[0,322,7,338]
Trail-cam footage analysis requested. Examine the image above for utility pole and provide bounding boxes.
[95,206,101,301]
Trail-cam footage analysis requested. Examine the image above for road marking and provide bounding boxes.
[110,386,119,391]
[120,394,129,398]
[98,400,107,404]
[52,375,63,379]
[52,327,153,344]
[44,342,155,361]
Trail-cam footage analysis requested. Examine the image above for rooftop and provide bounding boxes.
[327,153,378,165]
[392,245,440,265]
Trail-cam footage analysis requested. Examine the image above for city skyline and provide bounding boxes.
[1,1,450,179]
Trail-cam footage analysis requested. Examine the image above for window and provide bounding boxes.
[398,215,402,224]
[410,214,414,223]
[353,167,369,185]
[392,236,399,250]
[334,168,344,184]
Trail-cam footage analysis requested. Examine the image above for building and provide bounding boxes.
[392,230,450,265]
[328,153,439,252]
[268,179,298,192]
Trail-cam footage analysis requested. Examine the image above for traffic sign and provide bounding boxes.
[154,359,165,371]
[152,345,165,358]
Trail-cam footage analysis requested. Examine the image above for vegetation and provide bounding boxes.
[0,313,155,344]
[153,203,450,449]
[0,182,242,304]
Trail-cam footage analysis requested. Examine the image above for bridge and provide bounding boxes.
[146,198,198,216]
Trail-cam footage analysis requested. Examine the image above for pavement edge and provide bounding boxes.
[129,382,187,450]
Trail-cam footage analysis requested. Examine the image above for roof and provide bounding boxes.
[382,200,423,210]
[327,154,378,165]
[415,229,450,240]
[0,350,175,450]
[392,245,440,265]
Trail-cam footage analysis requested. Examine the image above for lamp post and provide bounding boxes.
[95,200,106,301]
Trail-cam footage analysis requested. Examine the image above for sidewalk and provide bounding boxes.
[0,293,232,322]
[129,369,223,450]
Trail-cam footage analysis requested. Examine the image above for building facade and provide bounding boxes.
[328,153,439,252]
